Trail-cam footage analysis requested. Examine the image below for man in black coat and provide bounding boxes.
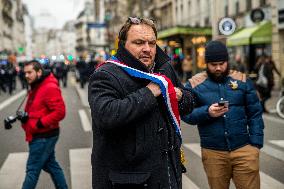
[88,17,195,189]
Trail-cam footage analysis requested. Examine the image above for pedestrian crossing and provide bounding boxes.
[78,109,92,132]
[0,153,28,189]
[183,143,284,189]
[1,140,284,189]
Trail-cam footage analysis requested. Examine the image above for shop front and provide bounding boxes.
[227,21,272,73]
[157,26,212,75]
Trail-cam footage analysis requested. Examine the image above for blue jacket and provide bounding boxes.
[182,71,264,151]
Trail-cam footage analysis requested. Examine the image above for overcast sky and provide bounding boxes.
[22,0,85,28]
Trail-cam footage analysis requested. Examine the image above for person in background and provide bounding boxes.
[182,55,193,82]
[255,55,281,112]
[182,40,264,189]
[231,54,247,73]
[21,60,68,189]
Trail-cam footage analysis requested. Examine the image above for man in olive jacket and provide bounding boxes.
[88,17,194,189]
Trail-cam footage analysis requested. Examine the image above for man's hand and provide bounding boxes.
[147,82,161,97]
[174,87,183,101]
[208,103,229,117]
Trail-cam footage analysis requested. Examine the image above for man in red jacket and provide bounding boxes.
[21,60,68,189]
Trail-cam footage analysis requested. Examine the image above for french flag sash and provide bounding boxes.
[105,56,182,139]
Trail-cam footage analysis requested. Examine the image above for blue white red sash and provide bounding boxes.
[105,56,182,139]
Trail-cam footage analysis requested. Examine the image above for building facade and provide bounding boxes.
[0,0,26,57]
[211,0,281,80]
[271,0,284,85]
[23,4,34,60]
[75,0,107,58]
[148,0,212,74]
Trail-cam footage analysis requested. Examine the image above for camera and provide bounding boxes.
[4,111,28,129]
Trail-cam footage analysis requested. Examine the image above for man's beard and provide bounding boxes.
[206,65,230,83]
[29,75,42,88]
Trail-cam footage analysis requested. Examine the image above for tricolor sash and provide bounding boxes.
[105,56,182,139]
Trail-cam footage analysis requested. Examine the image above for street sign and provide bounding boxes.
[218,17,236,36]
[87,23,106,29]
[250,8,265,23]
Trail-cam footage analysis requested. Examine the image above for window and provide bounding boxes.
[246,0,252,11]
[181,4,183,18]
[235,1,239,14]
[260,0,266,6]
[204,17,210,26]
[225,5,228,16]
[224,0,228,16]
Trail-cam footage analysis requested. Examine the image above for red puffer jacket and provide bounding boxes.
[22,73,65,142]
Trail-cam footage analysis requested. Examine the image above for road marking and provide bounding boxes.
[182,174,200,189]
[183,143,284,189]
[75,84,89,107]
[69,148,92,189]
[78,109,92,132]
[262,145,284,162]
[269,140,284,148]
[262,114,284,125]
[0,152,28,189]
[260,172,284,189]
[69,147,199,189]
[0,90,26,111]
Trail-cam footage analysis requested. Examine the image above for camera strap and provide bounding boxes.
[16,91,28,112]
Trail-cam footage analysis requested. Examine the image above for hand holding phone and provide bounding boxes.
[218,100,229,107]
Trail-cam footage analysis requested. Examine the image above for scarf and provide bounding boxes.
[105,56,182,139]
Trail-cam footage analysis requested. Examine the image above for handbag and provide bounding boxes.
[256,64,268,88]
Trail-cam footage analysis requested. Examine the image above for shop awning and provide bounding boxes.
[158,26,212,39]
[227,21,272,46]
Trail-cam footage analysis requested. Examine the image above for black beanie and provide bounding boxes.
[205,40,228,63]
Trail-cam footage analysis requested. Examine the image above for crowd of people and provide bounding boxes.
[0,53,106,96]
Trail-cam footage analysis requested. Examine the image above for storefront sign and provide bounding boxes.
[192,36,207,44]
[218,17,236,35]
[250,8,265,23]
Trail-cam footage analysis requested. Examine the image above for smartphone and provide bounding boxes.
[218,100,229,107]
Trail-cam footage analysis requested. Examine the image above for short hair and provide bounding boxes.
[118,17,157,45]
[24,60,43,72]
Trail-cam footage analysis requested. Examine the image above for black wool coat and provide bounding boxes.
[88,44,194,189]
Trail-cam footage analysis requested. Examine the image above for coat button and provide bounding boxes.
[157,127,164,133]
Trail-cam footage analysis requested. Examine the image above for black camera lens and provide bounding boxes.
[4,116,16,130]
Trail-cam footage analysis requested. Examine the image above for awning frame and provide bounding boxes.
[158,26,212,39]
[227,21,272,47]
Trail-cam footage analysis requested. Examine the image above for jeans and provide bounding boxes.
[22,136,68,189]
[201,145,260,189]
